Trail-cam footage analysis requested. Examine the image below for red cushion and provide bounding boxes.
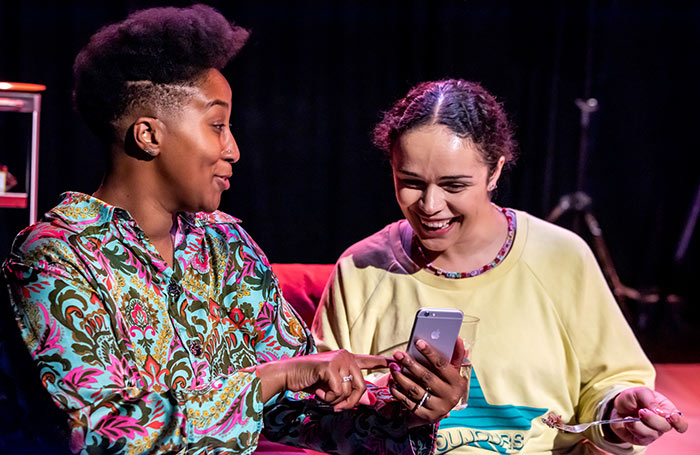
[271,263,334,327]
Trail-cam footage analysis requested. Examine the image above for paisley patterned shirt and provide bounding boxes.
[2,192,434,455]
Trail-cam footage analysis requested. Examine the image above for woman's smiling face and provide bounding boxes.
[391,123,501,254]
[156,68,239,214]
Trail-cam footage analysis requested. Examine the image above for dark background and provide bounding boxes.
[0,0,698,361]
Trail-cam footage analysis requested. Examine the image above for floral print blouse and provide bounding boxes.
[3,192,434,455]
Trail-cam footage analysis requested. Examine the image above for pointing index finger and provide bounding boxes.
[354,354,393,370]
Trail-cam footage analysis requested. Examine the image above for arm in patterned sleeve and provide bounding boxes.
[255,267,435,455]
[4,236,273,454]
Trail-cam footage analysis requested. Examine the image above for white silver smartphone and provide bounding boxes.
[406,307,464,367]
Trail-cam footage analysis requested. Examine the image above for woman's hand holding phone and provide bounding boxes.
[388,337,467,424]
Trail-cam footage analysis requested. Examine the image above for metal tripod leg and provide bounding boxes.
[581,210,659,316]
[547,192,658,320]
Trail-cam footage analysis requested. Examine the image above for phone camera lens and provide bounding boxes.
[423,311,430,317]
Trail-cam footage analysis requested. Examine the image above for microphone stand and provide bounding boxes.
[546,98,659,322]
[661,179,700,335]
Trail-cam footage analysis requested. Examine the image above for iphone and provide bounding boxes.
[405,307,464,367]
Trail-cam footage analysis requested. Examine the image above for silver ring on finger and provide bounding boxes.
[412,390,431,412]
[342,374,353,383]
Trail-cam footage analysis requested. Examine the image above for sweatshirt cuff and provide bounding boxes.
[589,386,644,455]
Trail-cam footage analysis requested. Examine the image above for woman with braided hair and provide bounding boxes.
[313,79,688,454]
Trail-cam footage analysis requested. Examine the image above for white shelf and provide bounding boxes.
[0,83,44,223]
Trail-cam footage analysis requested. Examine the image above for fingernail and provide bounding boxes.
[389,363,401,373]
[653,407,674,419]
[665,410,682,421]
[416,339,427,350]
[393,351,405,361]
[639,408,650,417]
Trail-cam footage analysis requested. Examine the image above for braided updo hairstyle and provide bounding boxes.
[373,79,517,177]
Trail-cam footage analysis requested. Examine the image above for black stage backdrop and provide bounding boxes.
[1,1,698,359]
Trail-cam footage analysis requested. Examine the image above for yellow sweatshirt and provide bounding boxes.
[313,210,654,454]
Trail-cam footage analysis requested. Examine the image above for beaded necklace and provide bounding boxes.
[413,206,516,279]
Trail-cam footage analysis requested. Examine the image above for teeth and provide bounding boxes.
[422,219,451,229]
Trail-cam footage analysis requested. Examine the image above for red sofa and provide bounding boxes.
[271,263,335,328]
